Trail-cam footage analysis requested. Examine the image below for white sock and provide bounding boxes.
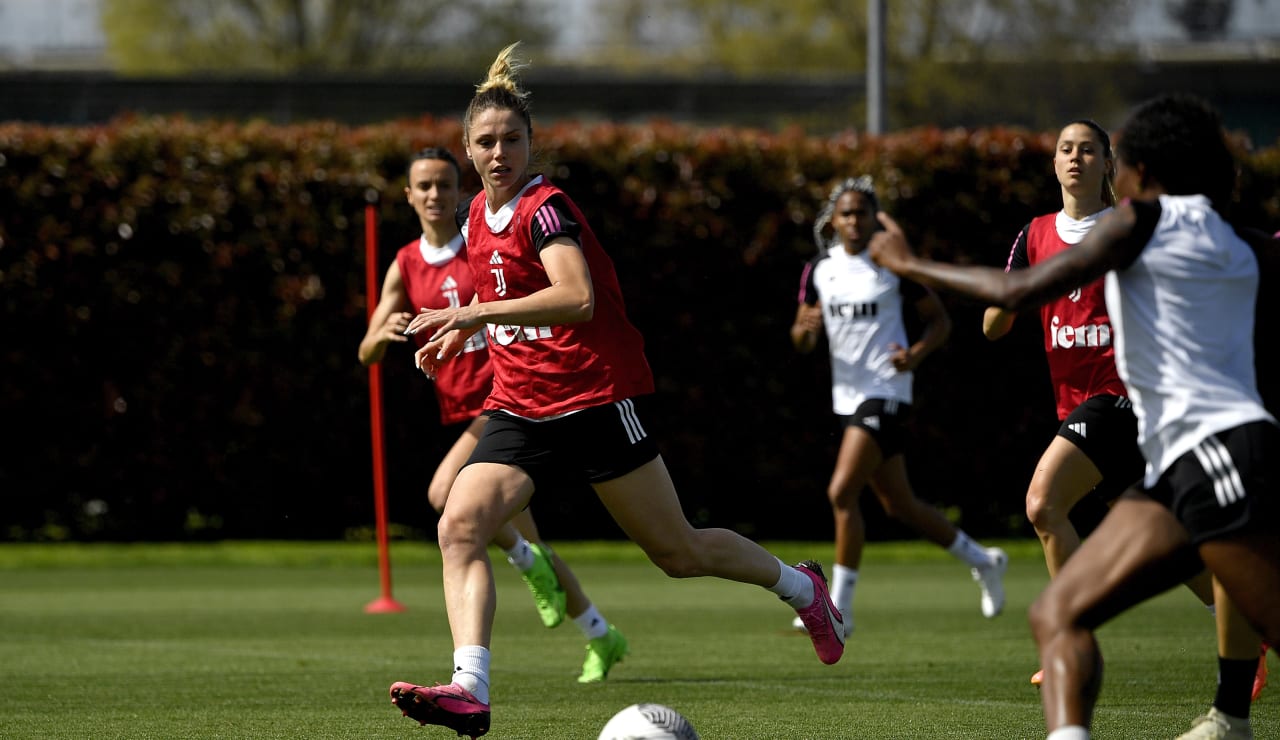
[1046,726,1089,740]
[830,564,859,623]
[451,645,491,705]
[1206,603,1217,616]
[504,536,535,572]
[573,604,609,639]
[768,559,815,608]
[947,530,992,568]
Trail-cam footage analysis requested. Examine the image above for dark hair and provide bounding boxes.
[813,175,878,250]
[464,42,533,142]
[1066,118,1113,159]
[1115,93,1236,210]
[407,146,462,181]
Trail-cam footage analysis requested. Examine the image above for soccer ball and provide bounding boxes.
[597,703,700,740]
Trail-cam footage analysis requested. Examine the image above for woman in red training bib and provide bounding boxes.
[358,147,629,685]
[387,43,846,739]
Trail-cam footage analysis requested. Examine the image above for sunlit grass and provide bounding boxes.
[0,540,1272,738]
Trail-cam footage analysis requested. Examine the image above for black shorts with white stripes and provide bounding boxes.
[1058,394,1145,502]
[468,396,660,492]
[1142,420,1280,545]
[839,398,912,459]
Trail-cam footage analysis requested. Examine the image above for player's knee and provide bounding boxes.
[1028,586,1077,645]
[1025,485,1061,532]
[436,513,483,553]
[1027,594,1055,645]
[879,494,917,522]
[647,547,701,579]
[827,481,858,509]
[640,533,705,578]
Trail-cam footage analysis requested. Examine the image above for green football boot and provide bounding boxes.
[521,542,566,628]
[578,624,629,683]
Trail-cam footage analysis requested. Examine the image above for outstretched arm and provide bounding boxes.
[869,209,1142,312]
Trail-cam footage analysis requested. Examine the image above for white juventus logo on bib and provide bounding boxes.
[489,250,507,296]
[440,276,460,308]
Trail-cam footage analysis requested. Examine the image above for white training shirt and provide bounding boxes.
[1104,194,1275,485]
[802,246,919,415]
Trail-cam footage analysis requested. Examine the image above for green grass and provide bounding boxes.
[0,540,1272,739]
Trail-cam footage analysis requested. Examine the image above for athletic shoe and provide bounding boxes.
[792,611,854,638]
[971,547,1008,618]
[1253,642,1269,703]
[389,682,491,739]
[578,624,629,683]
[1175,707,1253,740]
[791,560,845,665]
[1030,669,1044,687]
[521,542,566,629]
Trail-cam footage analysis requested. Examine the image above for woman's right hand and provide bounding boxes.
[413,330,467,380]
[376,311,414,345]
[795,304,823,334]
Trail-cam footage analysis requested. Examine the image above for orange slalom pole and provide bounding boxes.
[363,195,405,613]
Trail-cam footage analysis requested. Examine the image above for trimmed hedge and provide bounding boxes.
[2,116,1277,541]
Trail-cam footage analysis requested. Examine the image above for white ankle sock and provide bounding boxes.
[947,531,992,568]
[504,536,534,571]
[573,605,609,639]
[451,645,491,705]
[830,564,858,623]
[1046,726,1089,740]
[768,559,814,608]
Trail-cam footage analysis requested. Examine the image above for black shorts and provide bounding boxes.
[1142,420,1280,545]
[839,398,911,459]
[1058,394,1145,502]
[468,396,660,492]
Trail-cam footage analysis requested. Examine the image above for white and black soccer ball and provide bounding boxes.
[597,703,700,740]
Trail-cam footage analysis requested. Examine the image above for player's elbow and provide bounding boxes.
[981,308,1011,341]
[933,313,953,343]
[558,283,594,323]
[573,295,595,323]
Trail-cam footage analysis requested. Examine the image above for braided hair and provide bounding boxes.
[813,175,879,251]
[1115,94,1236,213]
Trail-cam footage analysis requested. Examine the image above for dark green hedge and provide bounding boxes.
[3,116,1277,541]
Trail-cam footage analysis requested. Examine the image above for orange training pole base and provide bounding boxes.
[362,193,406,614]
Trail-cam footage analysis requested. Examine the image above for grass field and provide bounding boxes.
[0,540,1273,739]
